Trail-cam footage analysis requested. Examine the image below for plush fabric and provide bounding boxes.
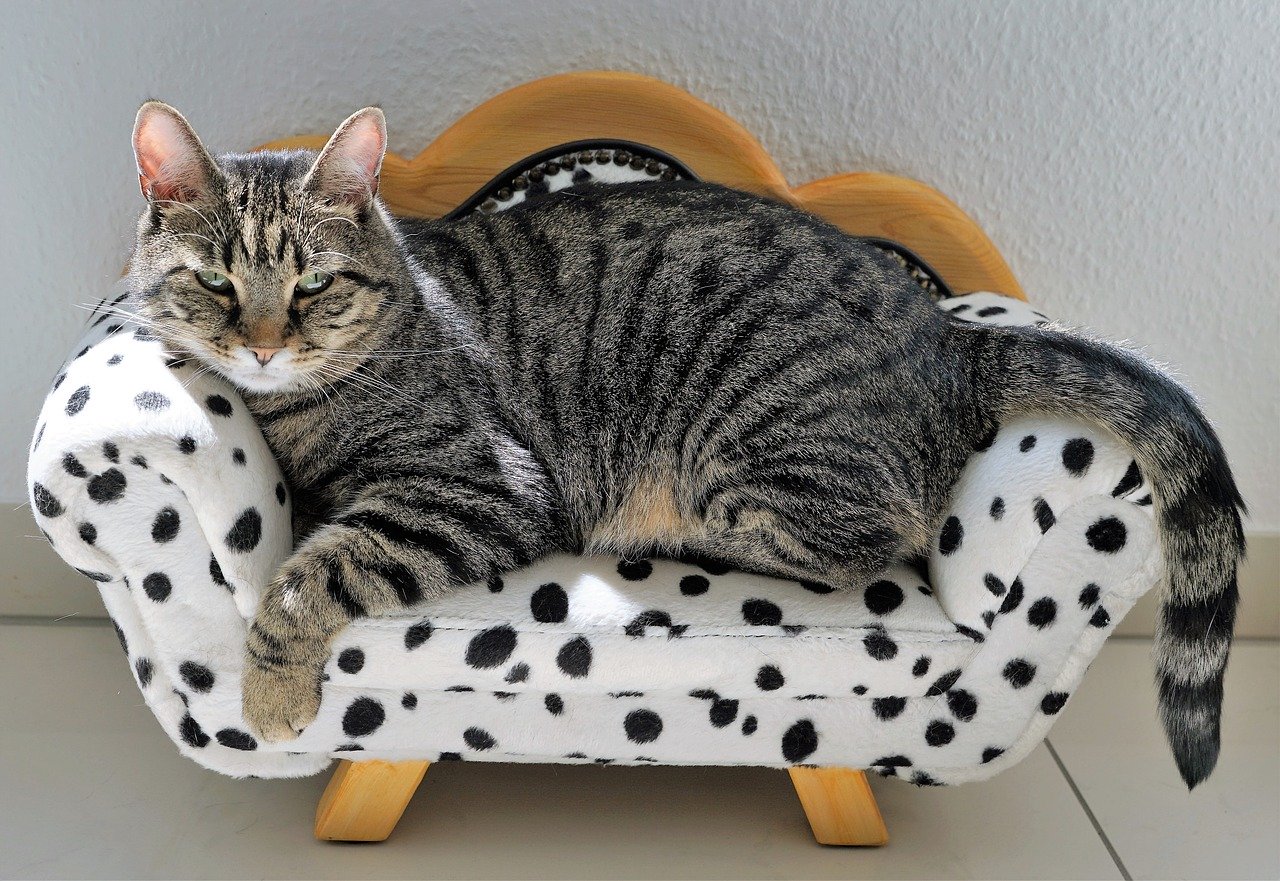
[27,287,1158,783]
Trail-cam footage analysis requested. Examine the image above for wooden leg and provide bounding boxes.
[314,759,430,842]
[788,767,889,846]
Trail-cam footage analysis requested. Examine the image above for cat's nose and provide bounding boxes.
[248,346,283,366]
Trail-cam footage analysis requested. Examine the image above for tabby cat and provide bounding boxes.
[124,102,1244,788]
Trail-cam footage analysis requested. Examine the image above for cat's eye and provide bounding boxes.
[295,270,334,297]
[194,268,234,294]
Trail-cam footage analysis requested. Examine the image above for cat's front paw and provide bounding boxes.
[242,659,322,743]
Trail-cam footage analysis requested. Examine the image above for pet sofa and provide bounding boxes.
[26,72,1161,844]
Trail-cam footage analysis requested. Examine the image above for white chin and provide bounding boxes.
[225,368,301,394]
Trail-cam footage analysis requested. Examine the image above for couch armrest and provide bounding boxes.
[27,287,292,618]
[929,294,1158,632]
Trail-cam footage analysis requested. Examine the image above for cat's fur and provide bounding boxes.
[125,103,1244,788]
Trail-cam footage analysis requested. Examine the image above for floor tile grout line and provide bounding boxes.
[1045,738,1133,881]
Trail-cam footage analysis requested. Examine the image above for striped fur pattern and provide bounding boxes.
[124,104,1244,786]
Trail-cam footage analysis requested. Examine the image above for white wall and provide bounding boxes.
[2,0,1276,528]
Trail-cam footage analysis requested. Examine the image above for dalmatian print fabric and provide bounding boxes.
[27,286,1159,783]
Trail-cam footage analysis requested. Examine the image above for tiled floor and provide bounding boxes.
[0,621,1275,880]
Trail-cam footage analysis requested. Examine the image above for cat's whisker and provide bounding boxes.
[308,215,359,238]
[152,199,217,235]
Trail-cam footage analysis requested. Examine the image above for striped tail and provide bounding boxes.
[959,319,1246,788]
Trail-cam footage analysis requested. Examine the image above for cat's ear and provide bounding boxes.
[132,101,219,203]
[302,107,387,207]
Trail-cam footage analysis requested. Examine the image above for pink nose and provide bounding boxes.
[248,346,283,366]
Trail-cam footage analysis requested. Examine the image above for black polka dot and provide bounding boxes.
[1086,516,1127,553]
[973,424,999,451]
[680,574,710,595]
[981,575,1007,598]
[107,354,123,365]
[678,552,733,575]
[179,714,210,748]
[87,468,127,503]
[275,482,287,505]
[224,508,262,552]
[487,575,504,592]
[62,454,87,478]
[205,394,233,416]
[863,629,898,660]
[135,657,153,687]
[989,496,1005,520]
[741,715,758,735]
[530,582,569,623]
[742,598,782,626]
[977,305,1008,318]
[709,698,739,727]
[1079,583,1101,608]
[925,720,955,746]
[912,656,931,677]
[799,580,835,594]
[947,689,978,722]
[624,709,663,744]
[32,483,63,518]
[209,555,228,589]
[756,664,785,691]
[545,693,564,715]
[1028,597,1058,629]
[981,747,1005,763]
[926,669,962,697]
[1090,607,1111,628]
[111,619,128,654]
[624,609,672,637]
[78,522,97,545]
[342,697,385,737]
[65,386,91,416]
[505,662,530,684]
[337,647,365,674]
[982,610,996,628]
[939,516,963,555]
[1111,460,1143,497]
[402,692,418,710]
[177,436,197,454]
[130,455,148,469]
[1002,659,1037,689]
[216,728,258,750]
[134,391,170,411]
[1062,438,1094,476]
[179,661,214,693]
[151,507,180,542]
[102,441,119,463]
[405,620,434,650]
[999,578,1025,614]
[231,448,246,465]
[51,373,66,391]
[142,572,172,602]
[334,744,364,752]
[1019,434,1037,452]
[872,755,912,772]
[1033,498,1056,533]
[465,625,517,669]
[864,580,904,615]
[1041,692,1070,715]
[463,727,497,750]
[80,569,112,583]
[872,696,907,720]
[556,636,593,678]
[617,559,653,580]
[781,719,818,762]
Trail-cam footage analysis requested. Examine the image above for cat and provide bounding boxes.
[124,102,1244,788]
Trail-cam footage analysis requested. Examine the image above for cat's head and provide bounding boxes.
[125,101,409,394]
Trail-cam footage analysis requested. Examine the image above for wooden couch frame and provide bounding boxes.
[255,70,1024,845]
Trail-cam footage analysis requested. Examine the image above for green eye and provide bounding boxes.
[194,269,234,294]
[295,270,334,297]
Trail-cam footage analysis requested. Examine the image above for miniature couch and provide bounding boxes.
[26,73,1161,845]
